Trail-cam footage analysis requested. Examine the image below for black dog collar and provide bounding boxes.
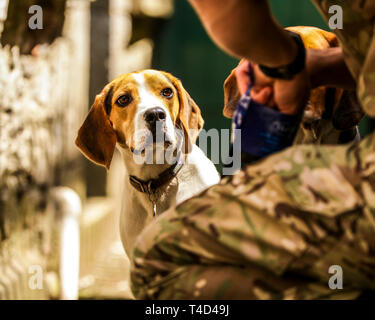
[129,155,184,195]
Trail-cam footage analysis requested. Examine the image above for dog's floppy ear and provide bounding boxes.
[75,86,116,170]
[223,65,242,119]
[164,72,203,153]
[317,28,339,47]
[287,26,364,129]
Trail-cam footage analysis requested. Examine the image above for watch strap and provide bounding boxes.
[258,30,306,80]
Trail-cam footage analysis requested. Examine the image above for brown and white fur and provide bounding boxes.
[75,70,220,256]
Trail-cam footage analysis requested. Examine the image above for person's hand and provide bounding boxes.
[235,59,310,115]
[305,49,323,89]
[305,48,356,90]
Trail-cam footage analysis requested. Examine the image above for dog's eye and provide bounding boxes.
[117,94,132,107]
[161,88,174,99]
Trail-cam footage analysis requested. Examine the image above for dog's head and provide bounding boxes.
[75,70,203,169]
[223,26,363,145]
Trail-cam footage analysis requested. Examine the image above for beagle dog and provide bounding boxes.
[223,26,363,145]
[76,70,220,256]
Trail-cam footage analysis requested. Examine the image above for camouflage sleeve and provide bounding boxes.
[313,0,375,117]
[130,131,375,299]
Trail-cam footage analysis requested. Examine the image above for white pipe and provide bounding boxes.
[50,187,82,300]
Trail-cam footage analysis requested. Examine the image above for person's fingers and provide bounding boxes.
[235,60,252,95]
[234,59,309,115]
[250,86,274,106]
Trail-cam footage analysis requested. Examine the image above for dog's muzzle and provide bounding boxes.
[144,107,167,138]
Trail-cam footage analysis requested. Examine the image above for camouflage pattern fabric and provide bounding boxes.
[313,0,375,116]
[130,0,375,299]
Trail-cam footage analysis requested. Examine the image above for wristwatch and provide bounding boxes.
[258,30,306,80]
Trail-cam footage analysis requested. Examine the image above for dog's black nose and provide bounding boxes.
[144,108,166,128]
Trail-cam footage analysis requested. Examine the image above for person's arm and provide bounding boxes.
[189,0,310,116]
[307,47,356,90]
[235,47,357,98]
[189,0,297,67]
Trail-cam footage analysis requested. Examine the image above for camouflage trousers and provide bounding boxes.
[130,131,375,300]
